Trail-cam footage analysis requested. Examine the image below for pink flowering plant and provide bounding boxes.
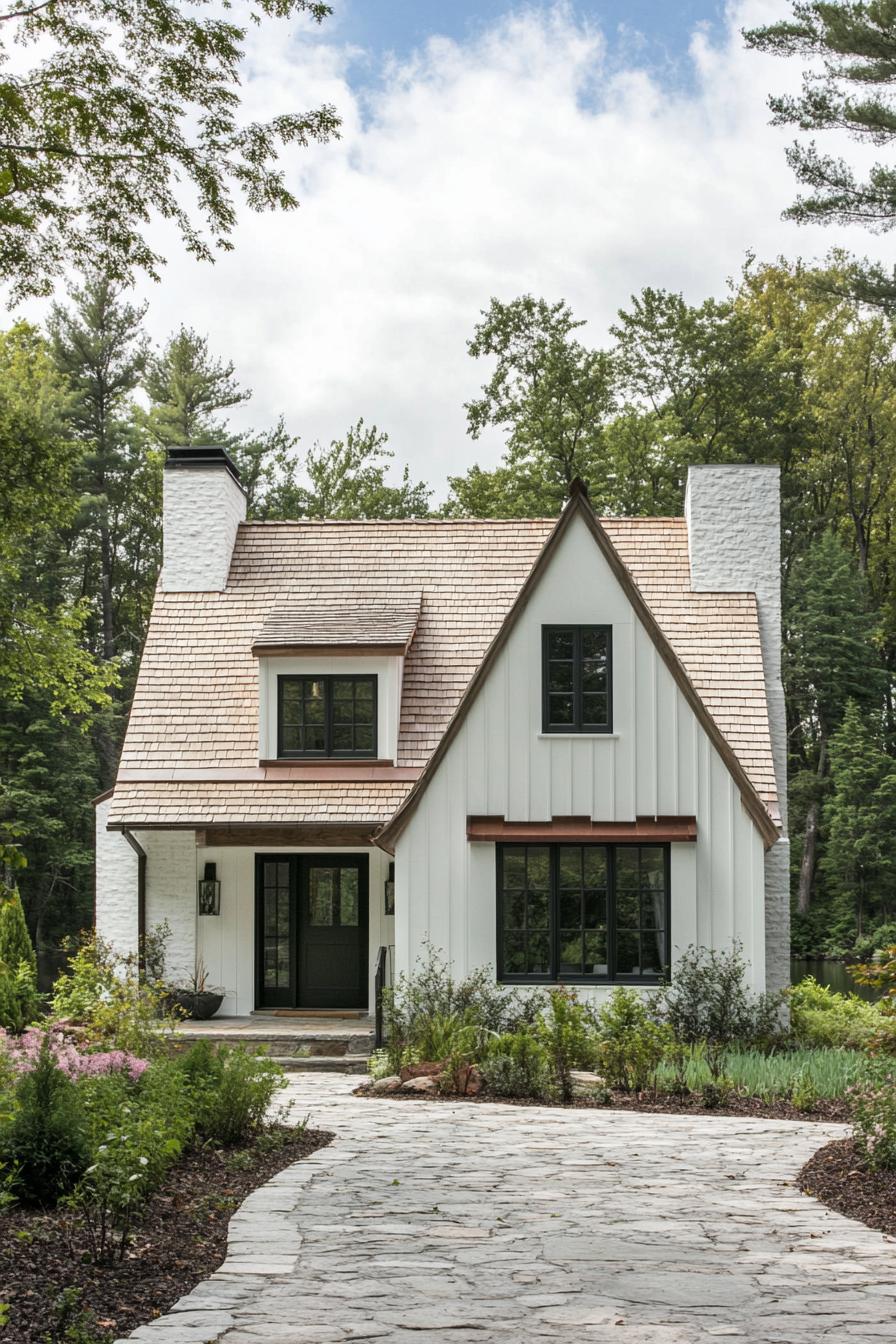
[0,1025,148,1082]
[849,1058,896,1171]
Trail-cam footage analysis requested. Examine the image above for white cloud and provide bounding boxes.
[30,1,896,494]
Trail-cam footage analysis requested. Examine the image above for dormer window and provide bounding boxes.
[542,625,612,733]
[277,676,377,759]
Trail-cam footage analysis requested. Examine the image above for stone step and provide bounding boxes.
[172,1032,375,1059]
[270,1054,370,1074]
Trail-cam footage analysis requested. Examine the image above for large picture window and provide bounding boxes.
[497,843,668,983]
[277,675,377,758]
[542,625,612,733]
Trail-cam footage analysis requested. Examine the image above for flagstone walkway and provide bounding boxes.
[121,1075,896,1344]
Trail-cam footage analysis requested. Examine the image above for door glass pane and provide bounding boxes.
[309,868,335,926]
[262,862,291,989]
[340,869,359,926]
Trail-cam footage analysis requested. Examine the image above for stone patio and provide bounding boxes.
[119,1075,896,1344]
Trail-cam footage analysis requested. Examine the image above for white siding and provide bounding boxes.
[394,512,768,999]
[94,798,139,957]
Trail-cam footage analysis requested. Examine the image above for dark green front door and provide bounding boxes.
[255,855,368,1010]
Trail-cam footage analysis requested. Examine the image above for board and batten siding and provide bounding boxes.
[393,512,768,999]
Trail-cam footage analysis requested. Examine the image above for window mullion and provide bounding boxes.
[325,675,333,756]
[573,628,582,730]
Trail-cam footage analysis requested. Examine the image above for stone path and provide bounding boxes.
[122,1076,896,1344]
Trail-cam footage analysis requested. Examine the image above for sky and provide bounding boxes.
[25,1,896,495]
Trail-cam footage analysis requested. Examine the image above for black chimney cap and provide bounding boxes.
[164,445,242,484]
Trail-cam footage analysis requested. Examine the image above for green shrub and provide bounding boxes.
[1,1038,88,1204]
[480,1030,554,1100]
[181,1042,286,1144]
[652,943,783,1074]
[0,957,40,1032]
[0,889,36,977]
[788,976,896,1051]
[381,942,542,1072]
[536,988,597,1103]
[701,1077,735,1110]
[596,987,673,1093]
[850,1057,896,1171]
[51,934,177,1057]
[41,1286,108,1344]
[0,886,39,1031]
[789,1064,819,1113]
[367,1049,394,1081]
[69,1058,194,1262]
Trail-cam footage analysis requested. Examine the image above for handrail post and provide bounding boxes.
[374,945,386,1048]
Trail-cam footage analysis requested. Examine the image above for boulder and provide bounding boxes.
[444,1063,482,1096]
[371,1074,402,1093]
[399,1060,444,1082]
[401,1074,438,1093]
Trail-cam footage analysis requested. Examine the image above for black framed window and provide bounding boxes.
[542,625,612,733]
[497,843,668,983]
[277,675,377,758]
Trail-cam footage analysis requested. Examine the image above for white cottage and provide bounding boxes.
[95,448,789,1015]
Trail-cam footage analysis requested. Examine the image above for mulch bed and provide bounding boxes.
[799,1138,896,1238]
[0,1125,332,1344]
[357,1083,850,1123]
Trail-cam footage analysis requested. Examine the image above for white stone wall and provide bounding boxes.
[94,797,139,957]
[764,838,792,996]
[142,830,197,984]
[685,465,789,991]
[161,464,247,592]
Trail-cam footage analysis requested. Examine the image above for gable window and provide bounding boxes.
[497,844,668,983]
[542,625,612,733]
[277,676,377,759]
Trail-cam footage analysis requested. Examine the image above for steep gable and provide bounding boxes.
[377,485,779,850]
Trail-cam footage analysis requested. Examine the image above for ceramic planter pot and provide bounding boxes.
[169,989,224,1020]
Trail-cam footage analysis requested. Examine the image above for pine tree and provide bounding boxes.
[785,530,884,913]
[823,701,896,939]
[745,2,896,307]
[144,328,250,448]
[0,888,37,976]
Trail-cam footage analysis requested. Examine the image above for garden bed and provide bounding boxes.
[355,1081,850,1122]
[1,1124,332,1344]
[799,1137,896,1238]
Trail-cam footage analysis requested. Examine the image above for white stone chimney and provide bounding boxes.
[161,446,247,592]
[685,464,789,992]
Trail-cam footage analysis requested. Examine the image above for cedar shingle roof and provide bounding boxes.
[109,516,777,830]
[252,598,420,653]
[108,779,413,828]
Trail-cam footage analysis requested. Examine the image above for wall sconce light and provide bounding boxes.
[384,861,395,916]
[198,861,221,916]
